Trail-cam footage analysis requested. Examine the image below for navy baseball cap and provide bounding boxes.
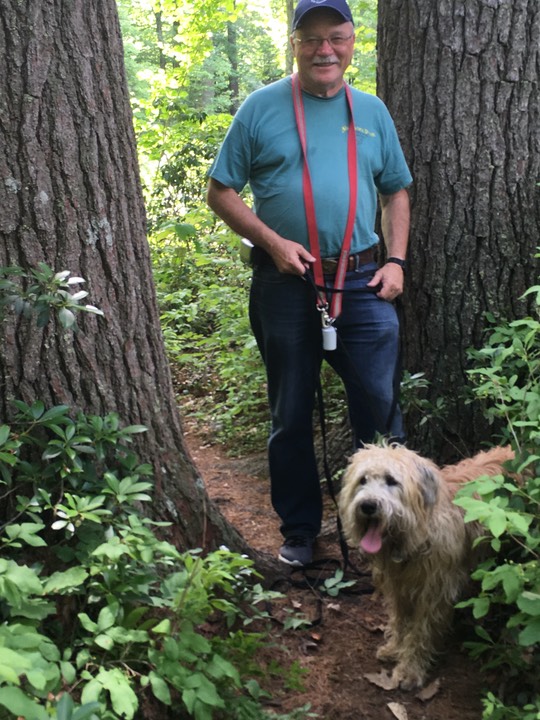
[292,0,354,30]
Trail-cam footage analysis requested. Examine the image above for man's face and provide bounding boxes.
[291,9,355,97]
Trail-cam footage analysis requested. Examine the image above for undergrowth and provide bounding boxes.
[0,400,315,720]
[455,264,540,719]
[0,264,316,720]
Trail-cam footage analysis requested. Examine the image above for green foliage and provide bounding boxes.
[320,568,357,598]
[0,400,313,719]
[121,0,378,235]
[151,226,269,453]
[454,262,540,718]
[0,264,103,329]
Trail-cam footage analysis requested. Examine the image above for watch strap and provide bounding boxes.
[386,256,406,270]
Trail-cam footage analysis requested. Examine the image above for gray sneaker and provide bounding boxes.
[278,536,313,567]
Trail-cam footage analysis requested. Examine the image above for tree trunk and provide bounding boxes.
[377,0,540,459]
[227,20,239,114]
[0,0,260,562]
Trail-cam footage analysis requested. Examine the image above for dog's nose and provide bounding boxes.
[360,501,377,516]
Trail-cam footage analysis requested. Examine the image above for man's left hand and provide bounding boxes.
[367,262,404,301]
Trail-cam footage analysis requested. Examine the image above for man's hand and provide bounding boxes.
[367,262,404,301]
[207,179,314,276]
[270,239,316,275]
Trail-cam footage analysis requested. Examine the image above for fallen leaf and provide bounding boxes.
[387,701,408,720]
[416,677,441,701]
[364,671,400,691]
[327,602,341,612]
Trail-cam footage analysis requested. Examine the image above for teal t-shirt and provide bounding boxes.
[208,76,412,258]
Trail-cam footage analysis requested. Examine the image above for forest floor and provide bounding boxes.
[183,419,488,720]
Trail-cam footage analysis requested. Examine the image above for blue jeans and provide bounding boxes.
[249,261,404,539]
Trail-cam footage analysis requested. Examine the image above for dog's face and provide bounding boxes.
[338,444,442,559]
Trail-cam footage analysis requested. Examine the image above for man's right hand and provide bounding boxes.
[207,179,315,276]
[269,239,316,276]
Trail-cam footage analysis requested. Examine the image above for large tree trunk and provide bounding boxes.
[377,0,540,459]
[0,0,255,560]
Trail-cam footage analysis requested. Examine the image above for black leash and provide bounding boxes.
[302,267,405,569]
[269,558,374,630]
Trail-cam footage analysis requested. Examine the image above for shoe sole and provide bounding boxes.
[278,553,310,567]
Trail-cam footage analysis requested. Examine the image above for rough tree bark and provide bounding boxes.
[0,0,261,562]
[377,0,540,459]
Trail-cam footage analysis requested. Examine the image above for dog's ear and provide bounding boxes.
[417,461,439,507]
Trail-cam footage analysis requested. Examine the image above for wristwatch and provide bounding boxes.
[386,257,406,270]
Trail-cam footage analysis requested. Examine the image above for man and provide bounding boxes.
[207,0,412,567]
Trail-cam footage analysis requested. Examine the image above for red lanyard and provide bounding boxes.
[291,72,358,320]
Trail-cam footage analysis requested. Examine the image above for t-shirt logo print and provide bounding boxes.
[311,0,328,4]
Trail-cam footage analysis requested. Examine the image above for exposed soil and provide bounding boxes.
[184,422,486,720]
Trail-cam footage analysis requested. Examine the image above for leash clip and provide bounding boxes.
[319,306,337,351]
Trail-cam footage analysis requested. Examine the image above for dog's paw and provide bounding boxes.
[391,663,426,691]
[376,642,398,662]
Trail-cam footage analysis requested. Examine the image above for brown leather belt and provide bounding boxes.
[321,246,377,274]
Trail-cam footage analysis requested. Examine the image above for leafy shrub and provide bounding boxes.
[0,401,311,719]
[454,266,540,718]
[0,264,103,329]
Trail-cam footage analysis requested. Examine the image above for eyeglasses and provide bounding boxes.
[293,33,354,51]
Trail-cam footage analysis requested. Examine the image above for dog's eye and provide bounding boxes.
[358,476,367,486]
[385,474,398,487]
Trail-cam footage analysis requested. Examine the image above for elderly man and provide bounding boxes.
[207,0,412,567]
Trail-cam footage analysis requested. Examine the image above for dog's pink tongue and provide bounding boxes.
[360,523,383,554]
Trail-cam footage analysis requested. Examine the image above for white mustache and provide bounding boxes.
[313,58,339,65]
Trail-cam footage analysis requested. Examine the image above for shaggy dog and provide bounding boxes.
[338,443,514,690]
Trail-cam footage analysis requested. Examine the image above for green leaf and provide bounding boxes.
[40,405,71,422]
[0,425,10,446]
[58,307,76,328]
[5,523,47,547]
[30,401,45,420]
[78,613,98,633]
[91,538,128,561]
[486,508,507,538]
[0,559,43,599]
[55,692,74,720]
[472,596,491,619]
[100,668,138,719]
[183,673,225,708]
[97,602,119,631]
[0,663,22,685]
[517,591,540,616]
[0,647,32,678]
[72,702,102,720]
[27,668,48,691]
[206,653,240,684]
[149,671,172,705]
[43,567,89,593]
[94,633,114,651]
[61,660,77,684]
[0,686,48,720]
[518,617,540,646]
[121,424,148,435]
[152,618,171,634]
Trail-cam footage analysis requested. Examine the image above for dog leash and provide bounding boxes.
[298,268,405,578]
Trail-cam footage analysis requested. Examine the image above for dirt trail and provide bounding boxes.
[186,427,485,720]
